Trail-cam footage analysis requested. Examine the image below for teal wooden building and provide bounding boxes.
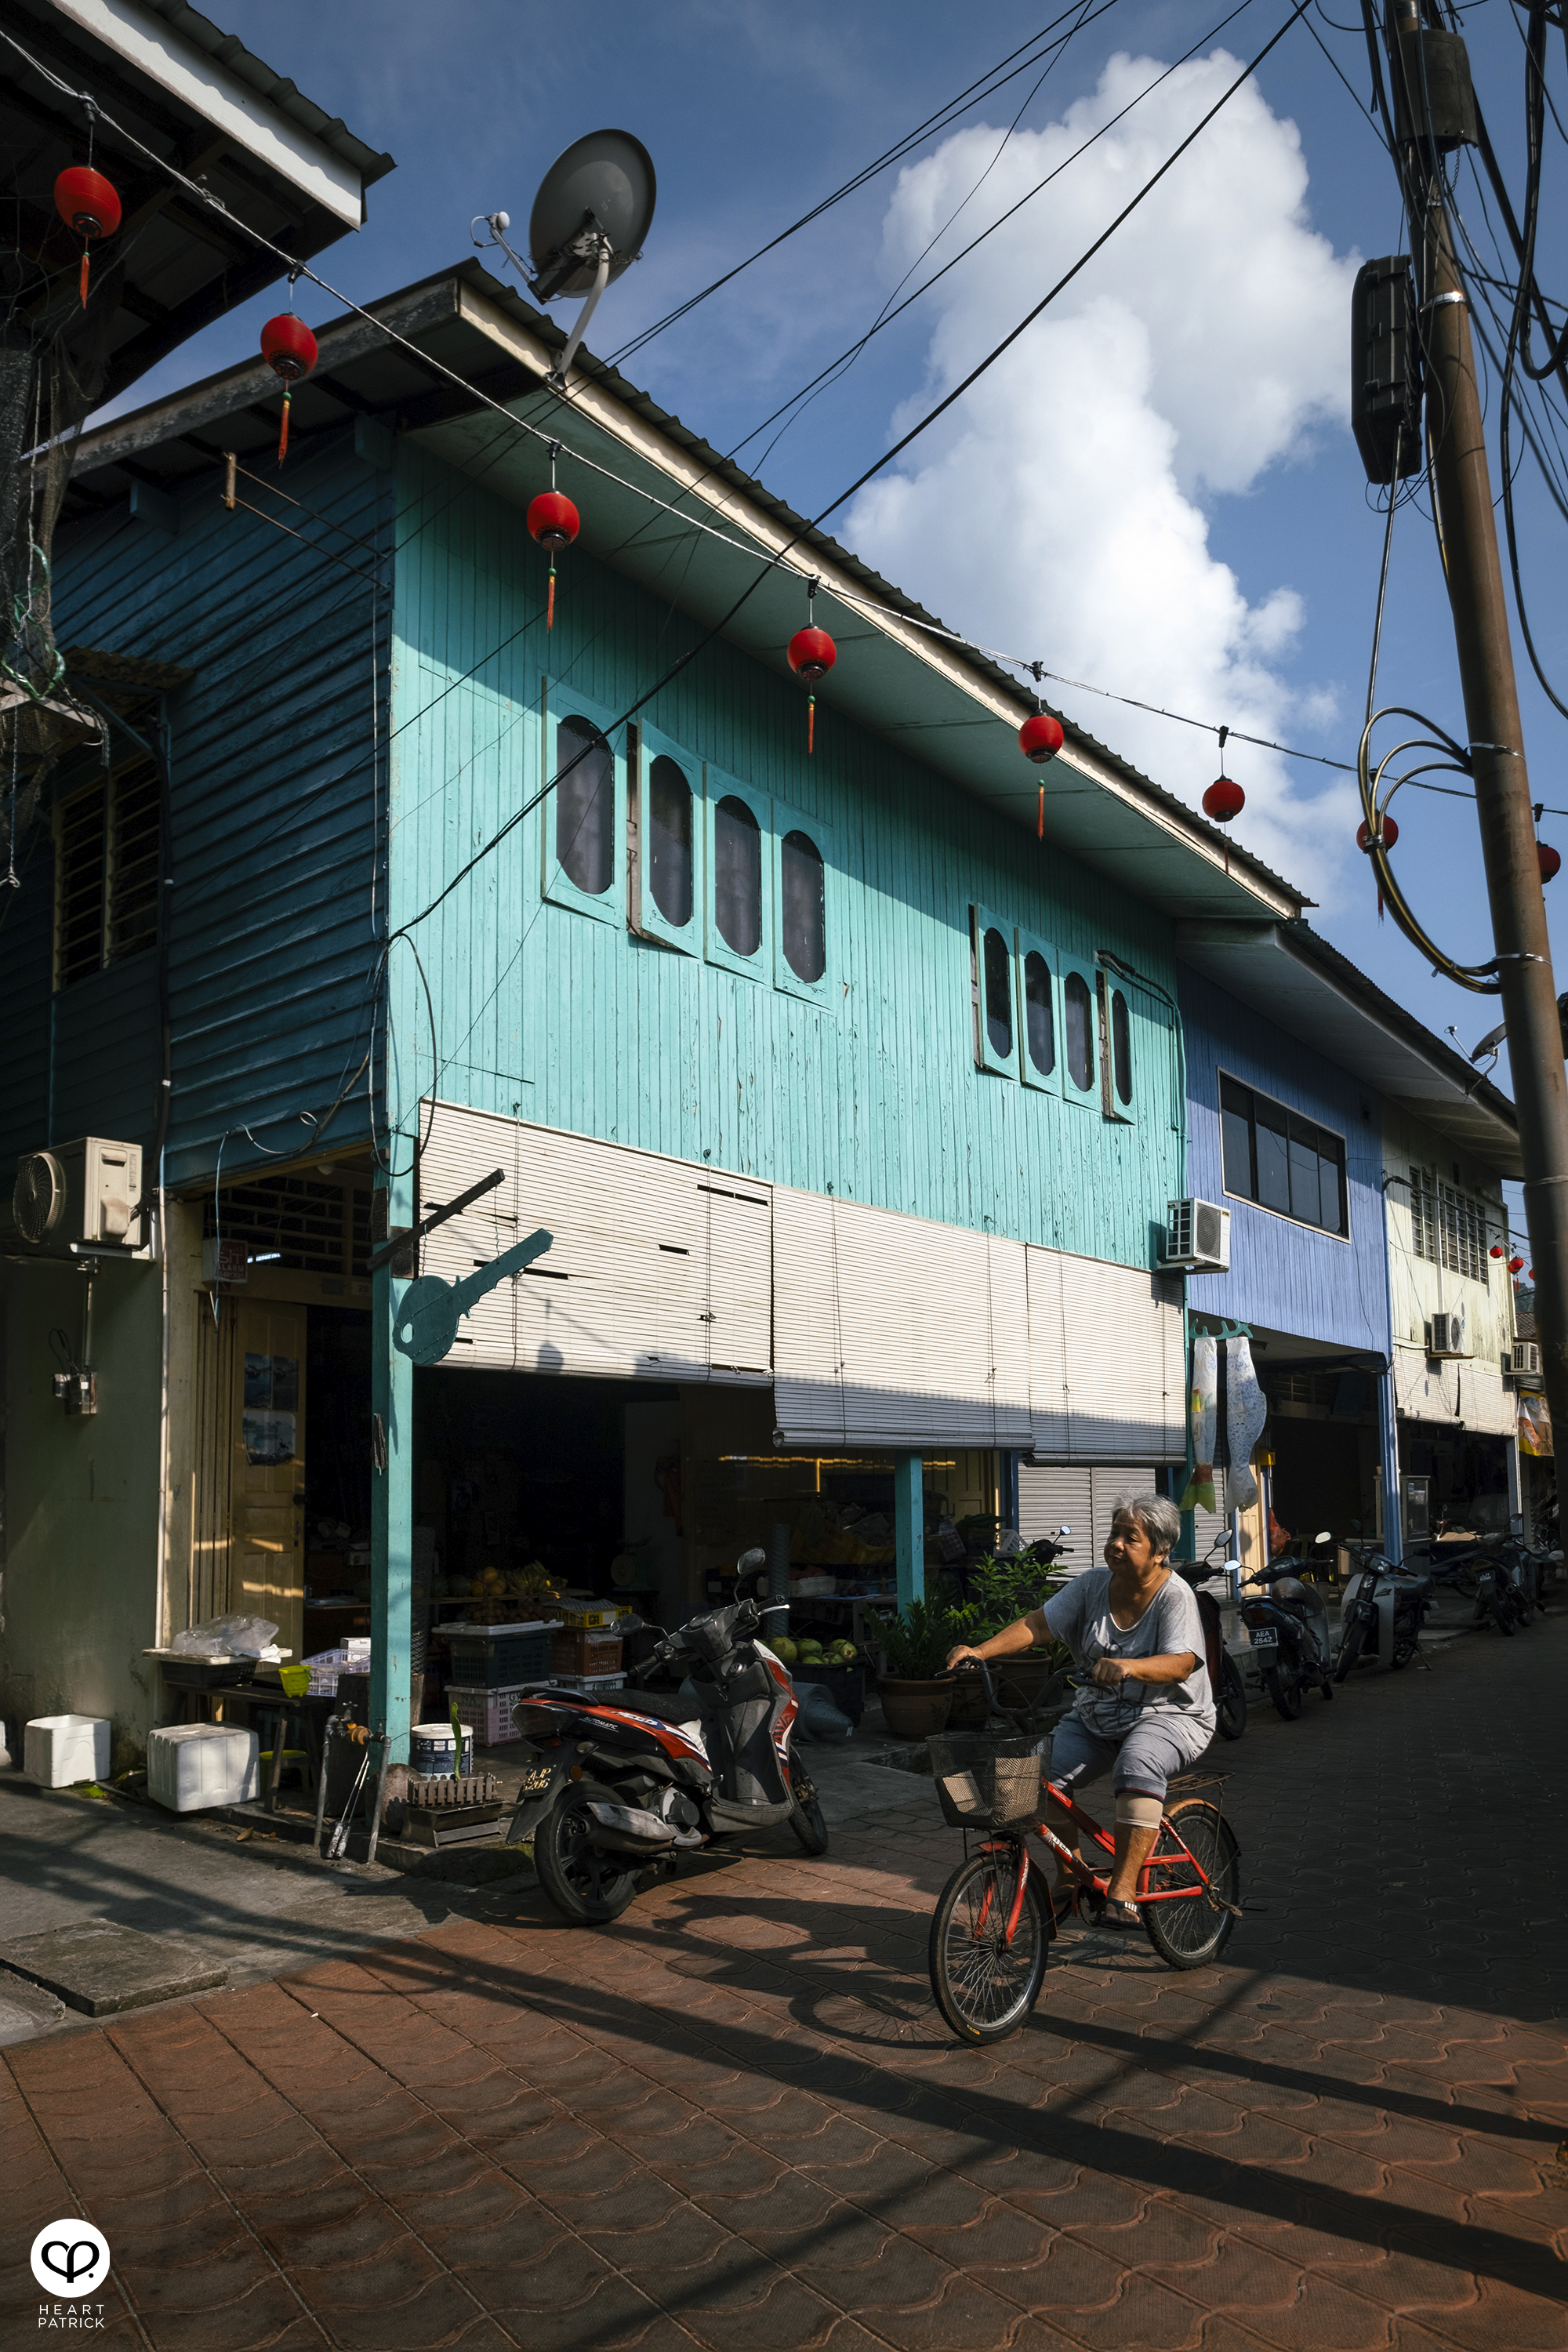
[2,263,1312,1765]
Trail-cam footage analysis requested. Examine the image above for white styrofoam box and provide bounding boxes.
[24,1715,111,1786]
[147,1723,260,1812]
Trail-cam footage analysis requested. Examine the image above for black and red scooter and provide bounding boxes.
[505,1554,828,1924]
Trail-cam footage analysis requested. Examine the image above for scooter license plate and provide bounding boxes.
[1249,1627,1279,1647]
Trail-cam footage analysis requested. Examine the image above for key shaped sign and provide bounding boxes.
[392,1228,554,1365]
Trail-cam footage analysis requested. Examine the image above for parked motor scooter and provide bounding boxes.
[506,1554,826,1926]
[1240,1531,1336,1719]
[1173,1536,1247,1740]
[1334,1541,1432,1678]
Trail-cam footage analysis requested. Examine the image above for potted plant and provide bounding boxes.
[946,1555,1073,1724]
[876,1598,960,1738]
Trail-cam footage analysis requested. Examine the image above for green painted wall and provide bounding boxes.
[386,445,1184,1268]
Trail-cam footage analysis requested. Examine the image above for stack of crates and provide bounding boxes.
[445,1621,555,1748]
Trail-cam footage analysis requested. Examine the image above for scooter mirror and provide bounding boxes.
[736,1547,768,1573]
[1315,1530,1332,1544]
[1057,1525,1072,1536]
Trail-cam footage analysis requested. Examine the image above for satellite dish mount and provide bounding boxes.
[474,129,655,390]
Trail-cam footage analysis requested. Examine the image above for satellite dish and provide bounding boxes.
[528,129,656,299]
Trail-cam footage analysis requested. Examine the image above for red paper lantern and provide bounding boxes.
[1490,1243,1506,1258]
[1529,1268,1535,1280]
[1356,815,1399,851]
[788,626,836,684]
[259,314,318,465]
[527,489,579,630]
[1203,776,1245,824]
[54,165,121,308]
[1018,712,1064,766]
[527,491,579,551]
[1509,1255,1526,1274]
[1539,842,1561,884]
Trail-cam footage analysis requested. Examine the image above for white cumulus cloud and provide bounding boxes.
[846,49,1360,895]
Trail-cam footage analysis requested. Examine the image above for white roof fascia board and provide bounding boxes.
[451,281,1301,922]
[46,0,366,223]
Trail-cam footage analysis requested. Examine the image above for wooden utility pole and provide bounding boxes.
[1383,0,1568,1461]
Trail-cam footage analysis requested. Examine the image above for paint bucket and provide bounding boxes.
[410,1721,473,1778]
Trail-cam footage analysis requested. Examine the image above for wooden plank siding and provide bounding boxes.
[20,428,393,1188]
[387,444,1185,1265]
[1179,965,1392,1353]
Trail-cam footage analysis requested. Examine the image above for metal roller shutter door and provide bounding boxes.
[1018,1465,1155,1567]
[1027,1246,1185,1463]
[416,1102,771,1382]
[771,1189,1031,1448]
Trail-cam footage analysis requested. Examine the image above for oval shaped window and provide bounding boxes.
[556,715,613,896]
[1023,950,1054,1076]
[1111,988,1133,1107]
[648,755,693,927]
[713,793,761,956]
[780,829,826,982]
[1064,970,1094,1092]
[983,927,1012,1060]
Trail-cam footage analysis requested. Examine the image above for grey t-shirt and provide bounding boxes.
[1043,1569,1216,1740]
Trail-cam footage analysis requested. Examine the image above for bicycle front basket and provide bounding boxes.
[927,1729,1045,1829]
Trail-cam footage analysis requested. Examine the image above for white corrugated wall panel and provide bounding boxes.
[771,1190,1031,1447]
[1018,1465,1155,1567]
[417,1103,771,1381]
[1027,1247,1185,1461]
[705,1181,773,1382]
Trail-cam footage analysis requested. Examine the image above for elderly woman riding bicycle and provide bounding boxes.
[946,1490,1214,1928]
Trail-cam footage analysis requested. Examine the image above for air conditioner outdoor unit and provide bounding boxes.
[1512,1340,1542,1379]
[1160,1197,1230,1273]
[1428,1310,1470,1359]
[10,1138,147,1257]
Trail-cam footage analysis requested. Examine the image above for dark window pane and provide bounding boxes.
[1220,1087,1254,1198]
[780,829,825,982]
[648,754,692,927]
[1111,989,1132,1107]
[1255,1099,1290,1214]
[714,793,761,955]
[983,927,1012,1058]
[1288,1126,1322,1226]
[1319,1147,1345,1234]
[1064,971,1093,1091]
[57,783,107,985]
[1023,950,1054,1075]
[108,760,160,963]
[556,715,613,895]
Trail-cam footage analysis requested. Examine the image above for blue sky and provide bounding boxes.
[128,2,1568,1223]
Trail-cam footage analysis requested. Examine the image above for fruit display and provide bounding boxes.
[771,1635,858,1671]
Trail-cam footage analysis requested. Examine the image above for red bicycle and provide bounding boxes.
[927,1665,1241,2043]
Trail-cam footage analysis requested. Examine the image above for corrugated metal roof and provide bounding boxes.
[129,0,395,183]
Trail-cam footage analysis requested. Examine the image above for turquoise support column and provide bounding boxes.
[371,1160,416,1762]
[894,1452,924,1609]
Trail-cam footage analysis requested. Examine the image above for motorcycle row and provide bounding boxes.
[1189,1522,1558,1733]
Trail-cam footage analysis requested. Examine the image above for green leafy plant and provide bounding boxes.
[949,1555,1071,1658]
[878,1597,962,1680]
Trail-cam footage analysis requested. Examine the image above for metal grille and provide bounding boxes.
[203,1175,356,1275]
[55,756,161,983]
[1409,1167,1488,1283]
[56,782,107,984]
[108,760,160,960]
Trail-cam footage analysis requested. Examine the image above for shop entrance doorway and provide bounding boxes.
[230,1298,307,1659]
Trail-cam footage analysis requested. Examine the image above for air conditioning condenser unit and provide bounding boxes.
[1160,1197,1231,1273]
[10,1138,147,1257]
[1510,1340,1542,1380]
[1428,1311,1469,1359]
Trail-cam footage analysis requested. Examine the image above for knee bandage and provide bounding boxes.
[1115,1790,1164,1830]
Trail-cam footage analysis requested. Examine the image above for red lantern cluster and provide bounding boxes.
[1509,1255,1526,1274]
[54,165,121,309]
[1203,776,1245,824]
[528,491,580,630]
[788,625,836,754]
[1539,841,1561,884]
[1356,815,1399,852]
[259,314,318,465]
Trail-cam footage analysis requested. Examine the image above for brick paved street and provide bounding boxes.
[6,1621,1566,2350]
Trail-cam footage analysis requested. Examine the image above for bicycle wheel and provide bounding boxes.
[1217,1653,1247,1740]
[1265,1662,1302,1720]
[928,1846,1047,2045]
[1141,1802,1241,1970]
[787,1763,829,1855]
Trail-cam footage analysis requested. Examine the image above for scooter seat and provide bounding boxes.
[613,1690,708,1727]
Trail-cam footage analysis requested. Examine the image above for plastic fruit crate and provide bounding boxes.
[550,1630,622,1676]
[445,1684,528,1746]
[447,1626,554,1686]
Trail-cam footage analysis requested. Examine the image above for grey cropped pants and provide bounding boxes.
[1047,1708,1214,1803]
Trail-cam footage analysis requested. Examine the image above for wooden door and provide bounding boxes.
[230,1300,307,1659]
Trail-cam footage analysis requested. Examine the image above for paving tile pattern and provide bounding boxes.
[5,1621,1566,2347]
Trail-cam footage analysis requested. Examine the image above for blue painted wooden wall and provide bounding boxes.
[387,445,1186,1266]
[1179,965,1392,1353]
[6,430,393,1188]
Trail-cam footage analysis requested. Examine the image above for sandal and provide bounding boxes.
[1101,1898,1143,1929]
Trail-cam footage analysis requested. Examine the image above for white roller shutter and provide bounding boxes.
[1019,1465,1156,1569]
[416,1103,771,1383]
[771,1190,1032,1449]
[1027,1245,1185,1463]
